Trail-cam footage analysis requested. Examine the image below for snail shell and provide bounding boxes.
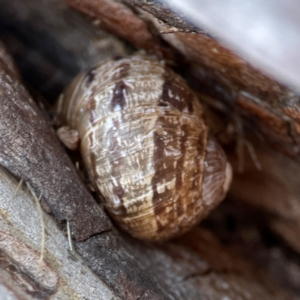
[57,55,232,241]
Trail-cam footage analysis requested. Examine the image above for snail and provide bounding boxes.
[56,55,232,241]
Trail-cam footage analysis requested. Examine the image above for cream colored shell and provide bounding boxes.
[57,55,232,241]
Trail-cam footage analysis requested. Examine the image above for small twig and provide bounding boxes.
[67,220,73,252]
[26,183,45,269]
[234,113,262,172]
[234,114,245,173]
[14,178,23,196]
[244,140,262,171]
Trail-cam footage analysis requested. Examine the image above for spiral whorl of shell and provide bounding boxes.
[57,56,231,241]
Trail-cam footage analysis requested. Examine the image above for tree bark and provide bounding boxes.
[0,165,293,299]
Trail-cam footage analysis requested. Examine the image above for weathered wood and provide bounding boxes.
[204,200,300,297]
[0,166,117,300]
[67,0,180,63]
[227,134,300,253]
[127,0,200,33]
[0,44,111,241]
[0,166,293,299]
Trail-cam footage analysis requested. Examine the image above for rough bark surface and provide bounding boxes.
[0,166,117,300]
[127,0,200,32]
[204,200,300,297]
[0,46,111,241]
[227,135,300,252]
[0,166,293,299]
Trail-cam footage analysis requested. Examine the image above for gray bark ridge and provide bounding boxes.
[0,56,111,241]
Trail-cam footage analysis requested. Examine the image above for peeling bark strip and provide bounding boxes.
[0,230,58,297]
[68,0,159,53]
[126,0,200,33]
[67,0,180,62]
[0,54,111,241]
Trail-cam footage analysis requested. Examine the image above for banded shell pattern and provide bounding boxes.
[56,56,232,241]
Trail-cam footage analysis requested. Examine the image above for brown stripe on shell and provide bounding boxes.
[87,98,96,124]
[174,125,188,191]
[151,117,178,233]
[112,55,124,61]
[85,66,97,87]
[150,75,208,239]
[161,76,194,113]
[109,147,127,216]
[86,132,98,185]
[111,81,128,112]
[167,123,188,222]
[150,112,207,240]
[192,131,206,190]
